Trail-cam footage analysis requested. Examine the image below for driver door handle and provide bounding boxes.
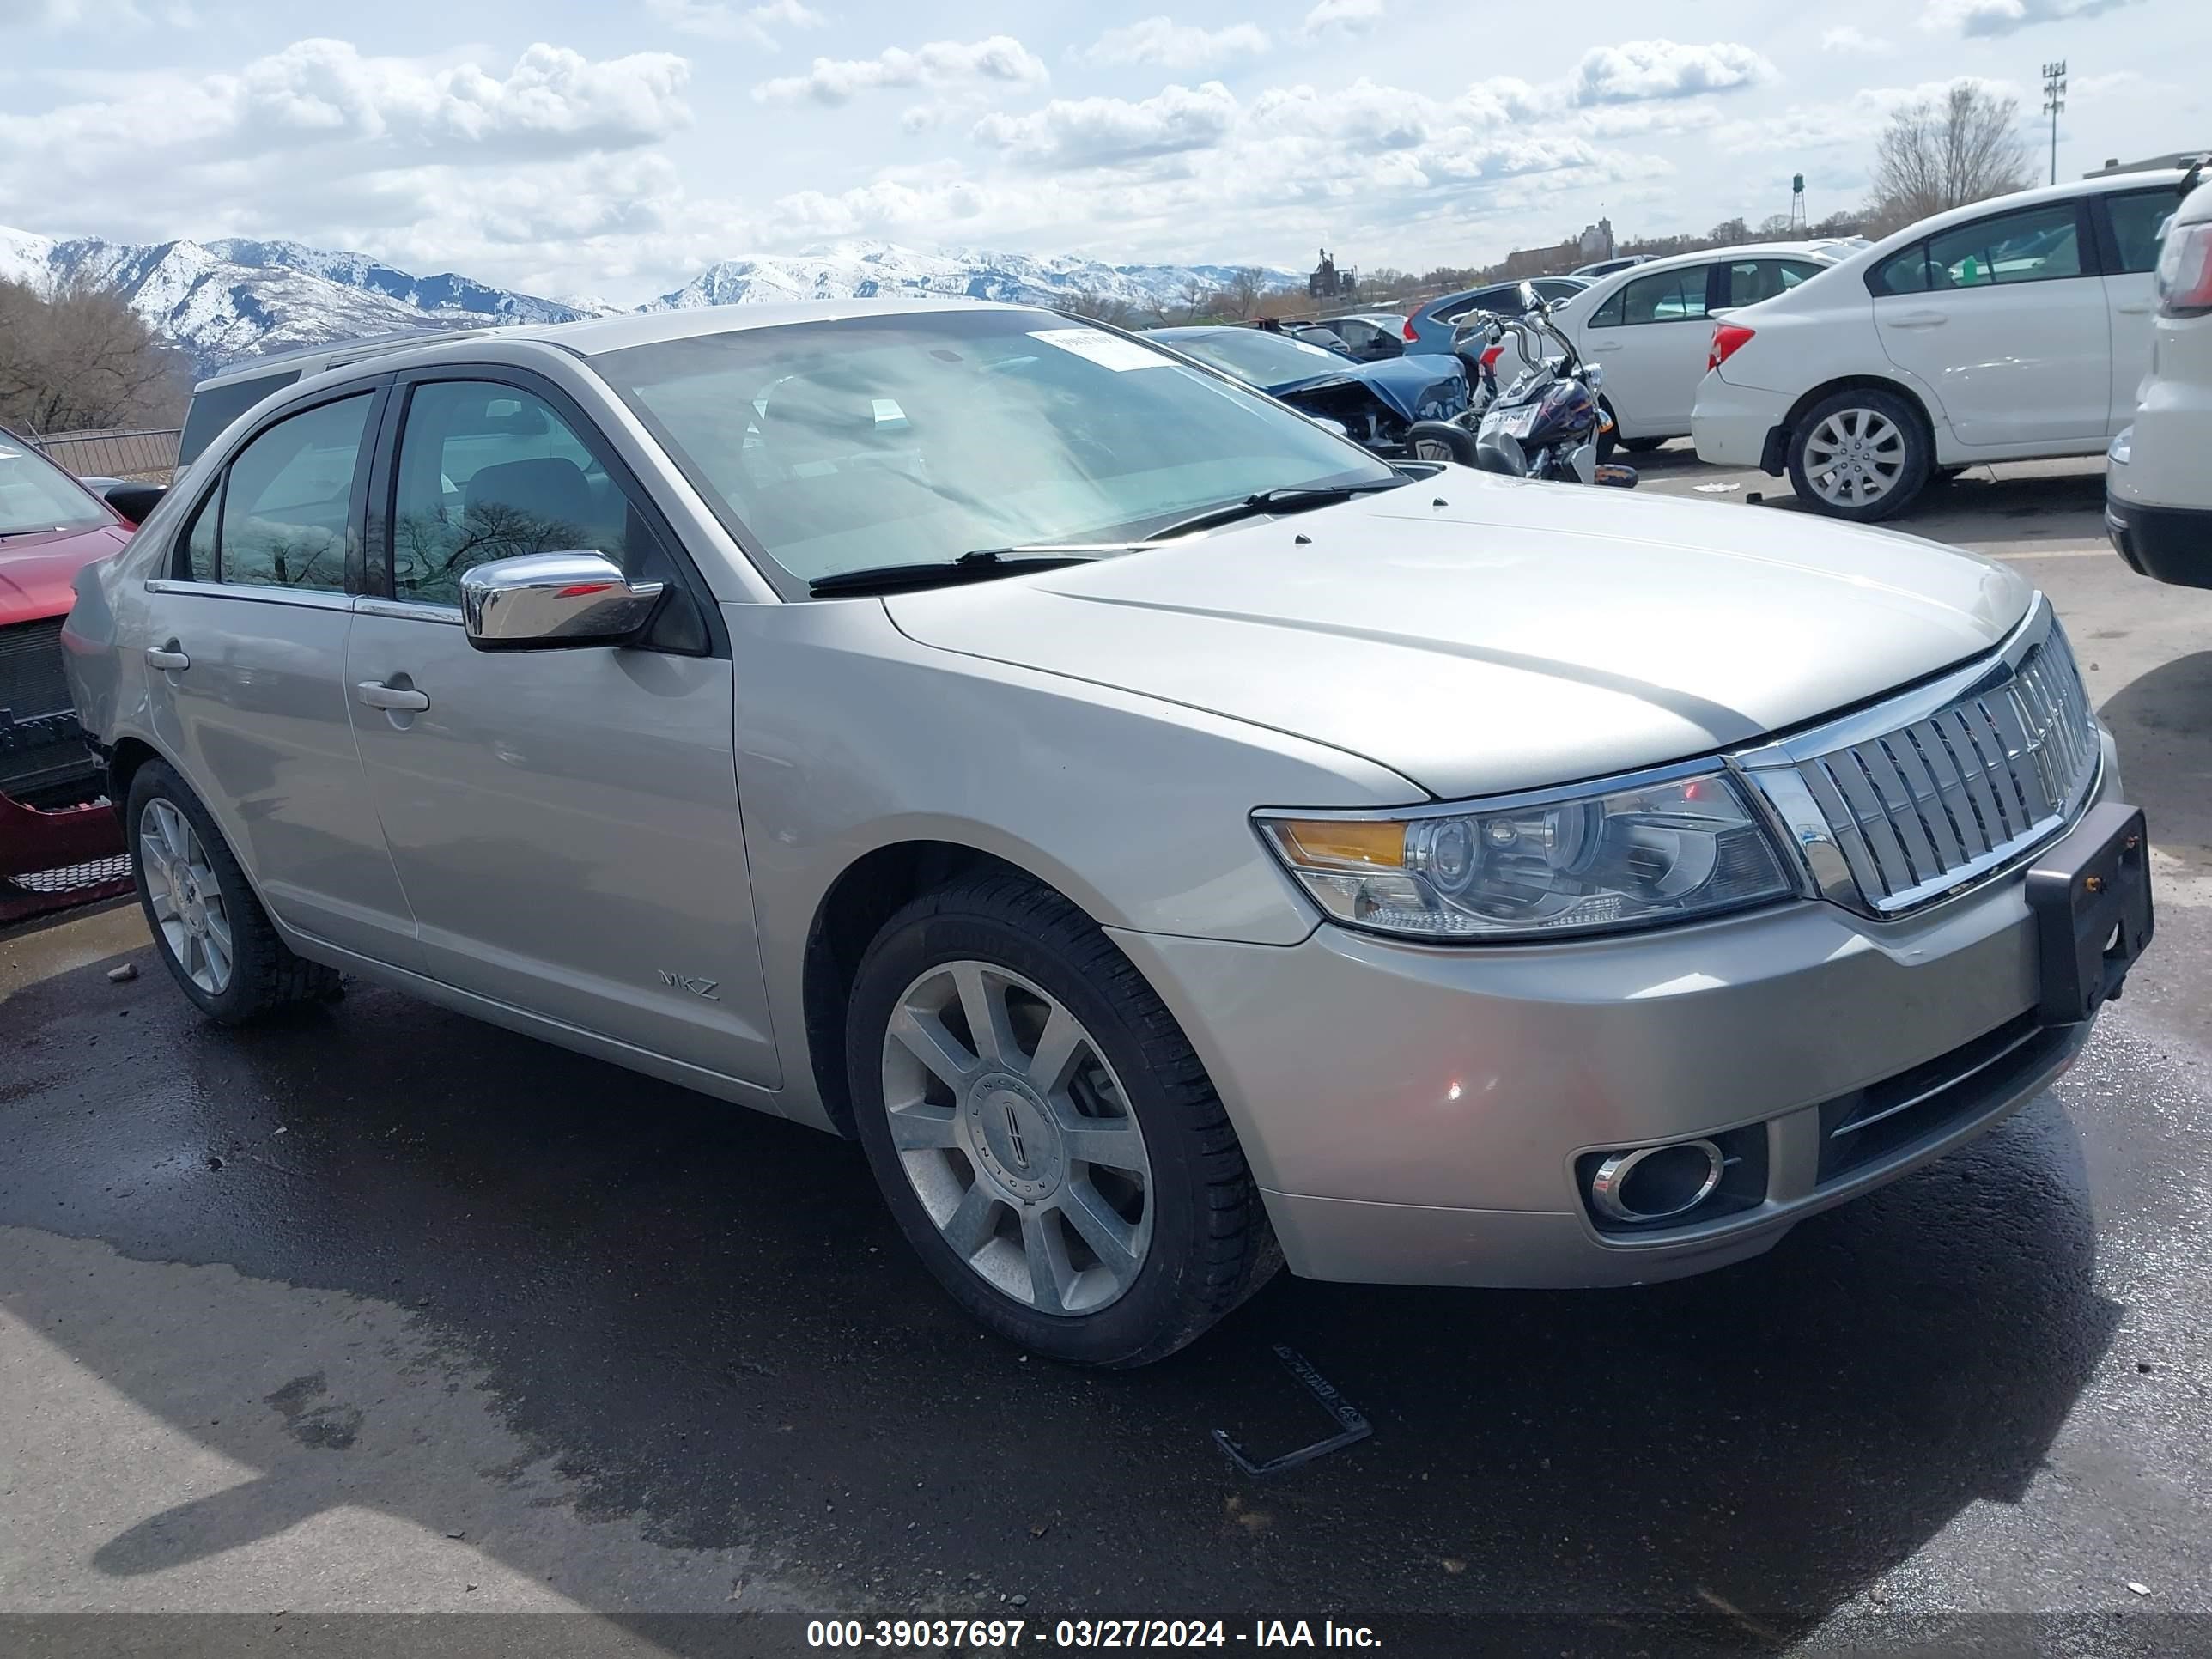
[356,680,430,713]
[144,646,191,671]
[1887,310,1948,330]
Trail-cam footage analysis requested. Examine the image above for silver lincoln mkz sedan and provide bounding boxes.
[65,300,2153,1365]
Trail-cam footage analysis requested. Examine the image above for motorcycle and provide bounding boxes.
[1453,282,1638,489]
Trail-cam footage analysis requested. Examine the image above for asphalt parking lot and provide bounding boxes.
[4,453,2211,1655]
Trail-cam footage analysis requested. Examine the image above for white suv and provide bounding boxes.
[2108,169,2212,584]
[1693,170,2191,520]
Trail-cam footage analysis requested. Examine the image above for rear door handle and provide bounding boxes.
[2117,301,2152,315]
[356,681,430,713]
[1887,311,1948,329]
[144,646,190,671]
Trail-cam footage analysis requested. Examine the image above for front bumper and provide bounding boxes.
[1691,380,1789,471]
[1109,736,2127,1290]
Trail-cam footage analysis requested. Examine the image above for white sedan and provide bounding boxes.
[1543,241,1843,456]
[1693,169,2189,520]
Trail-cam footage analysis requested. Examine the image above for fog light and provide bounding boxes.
[1588,1139,1725,1224]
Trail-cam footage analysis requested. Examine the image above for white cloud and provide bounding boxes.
[0,39,690,164]
[1298,0,1383,42]
[752,36,1048,106]
[1820,26,1892,53]
[1081,17,1269,70]
[1710,76,2022,155]
[1251,80,1441,151]
[974,81,1239,167]
[0,0,193,25]
[1922,0,2137,36]
[645,0,824,47]
[1571,40,1776,104]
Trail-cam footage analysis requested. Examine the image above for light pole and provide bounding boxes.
[2042,60,2067,186]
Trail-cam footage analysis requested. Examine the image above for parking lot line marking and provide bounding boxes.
[1985,546,2112,560]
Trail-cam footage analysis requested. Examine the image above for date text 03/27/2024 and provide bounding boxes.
[805,1620,1382,1649]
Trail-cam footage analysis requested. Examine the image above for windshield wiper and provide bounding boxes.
[807,546,1109,598]
[1148,479,1408,541]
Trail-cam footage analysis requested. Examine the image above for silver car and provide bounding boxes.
[64,299,2154,1365]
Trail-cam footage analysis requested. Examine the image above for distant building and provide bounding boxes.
[1577,217,1615,260]
[1308,248,1358,300]
[2087,151,2208,177]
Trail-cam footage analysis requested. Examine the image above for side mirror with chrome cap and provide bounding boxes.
[459,551,665,653]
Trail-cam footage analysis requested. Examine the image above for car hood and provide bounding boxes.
[1270,355,1468,423]
[884,477,2032,800]
[0,523,131,624]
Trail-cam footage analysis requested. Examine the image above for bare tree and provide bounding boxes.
[1177,276,1211,325]
[1755,213,1795,240]
[0,276,189,435]
[1223,268,1266,320]
[1869,81,2033,235]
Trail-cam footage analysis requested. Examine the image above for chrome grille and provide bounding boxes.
[1742,609,2100,916]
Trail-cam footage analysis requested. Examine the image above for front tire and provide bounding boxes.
[126,759,338,1023]
[846,873,1279,1366]
[1787,387,1932,521]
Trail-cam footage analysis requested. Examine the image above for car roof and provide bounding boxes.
[1837,167,2196,270]
[190,295,1032,391]
[191,327,507,390]
[1317,311,1404,325]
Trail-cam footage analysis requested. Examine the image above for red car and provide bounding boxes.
[1,432,155,916]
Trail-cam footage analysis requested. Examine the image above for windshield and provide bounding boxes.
[0,438,107,537]
[1146,327,1352,389]
[599,310,1392,589]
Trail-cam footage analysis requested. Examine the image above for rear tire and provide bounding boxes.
[126,759,339,1024]
[1405,421,1480,466]
[846,872,1279,1367]
[1786,387,1932,522]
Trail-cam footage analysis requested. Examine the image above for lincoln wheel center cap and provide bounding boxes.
[964,1072,1064,1201]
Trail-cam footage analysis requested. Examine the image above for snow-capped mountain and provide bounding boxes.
[1,224,1298,373]
[0,227,611,370]
[644,241,1299,315]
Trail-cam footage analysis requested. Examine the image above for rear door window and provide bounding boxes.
[1923,202,2085,289]
[2103,187,2179,274]
[1869,243,1934,295]
[185,394,373,592]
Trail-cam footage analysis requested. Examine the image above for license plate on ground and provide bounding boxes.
[2026,802,2154,1024]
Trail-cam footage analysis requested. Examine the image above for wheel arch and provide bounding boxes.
[801,838,1097,1137]
[1779,374,1942,459]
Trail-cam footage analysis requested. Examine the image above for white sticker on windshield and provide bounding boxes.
[1029,328,1169,371]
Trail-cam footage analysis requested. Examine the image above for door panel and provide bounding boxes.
[347,374,777,1086]
[344,610,777,1084]
[1873,201,2110,446]
[1580,264,1713,437]
[2100,186,2177,430]
[146,389,421,964]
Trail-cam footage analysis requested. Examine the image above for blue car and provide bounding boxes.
[1147,325,1472,460]
[1401,276,1590,356]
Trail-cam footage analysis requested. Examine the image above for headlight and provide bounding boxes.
[1256,769,1796,942]
[2109,426,2132,465]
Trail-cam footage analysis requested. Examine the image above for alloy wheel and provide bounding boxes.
[139,797,234,995]
[1802,407,1906,508]
[880,960,1153,1316]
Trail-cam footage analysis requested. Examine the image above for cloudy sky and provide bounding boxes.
[1,0,2205,304]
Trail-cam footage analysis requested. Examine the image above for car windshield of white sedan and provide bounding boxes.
[0,442,106,536]
[599,310,1393,586]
